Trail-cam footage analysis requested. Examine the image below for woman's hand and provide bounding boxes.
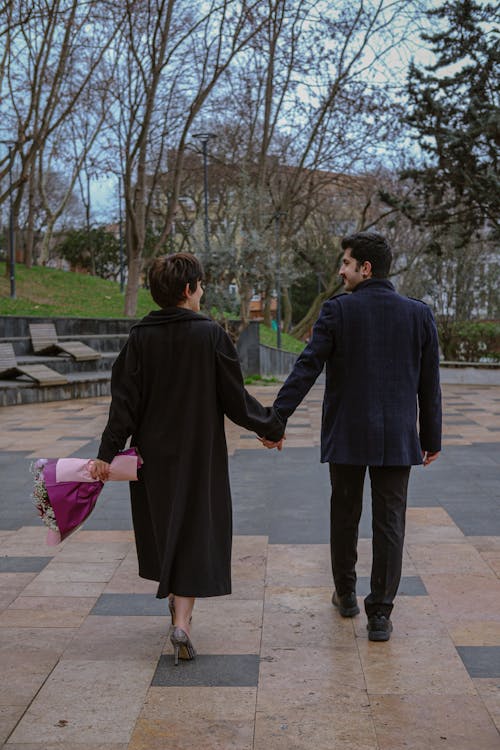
[90,459,111,481]
[258,435,286,451]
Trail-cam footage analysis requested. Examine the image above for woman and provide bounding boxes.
[91,253,284,664]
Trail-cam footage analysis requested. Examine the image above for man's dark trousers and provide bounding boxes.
[329,464,411,617]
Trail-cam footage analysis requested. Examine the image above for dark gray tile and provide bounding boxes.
[10,426,45,431]
[91,593,166,616]
[0,556,51,572]
[356,576,427,597]
[152,654,259,687]
[457,646,500,678]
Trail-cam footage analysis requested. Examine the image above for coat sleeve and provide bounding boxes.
[215,328,284,441]
[418,306,442,453]
[273,300,336,423]
[97,333,142,463]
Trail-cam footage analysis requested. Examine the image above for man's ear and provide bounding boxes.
[182,282,191,299]
[361,260,372,278]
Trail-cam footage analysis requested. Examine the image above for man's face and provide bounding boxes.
[339,248,366,291]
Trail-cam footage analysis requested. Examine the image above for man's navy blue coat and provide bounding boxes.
[274,279,442,466]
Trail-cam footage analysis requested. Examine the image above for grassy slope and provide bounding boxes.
[0,263,305,354]
[0,262,156,318]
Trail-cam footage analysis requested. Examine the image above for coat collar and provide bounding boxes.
[133,307,211,328]
[352,278,395,293]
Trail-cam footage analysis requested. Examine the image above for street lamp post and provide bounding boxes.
[274,211,286,350]
[193,132,216,259]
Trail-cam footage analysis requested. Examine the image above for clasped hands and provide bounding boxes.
[258,435,286,451]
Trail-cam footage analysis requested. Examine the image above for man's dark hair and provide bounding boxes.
[341,232,392,278]
[149,253,204,308]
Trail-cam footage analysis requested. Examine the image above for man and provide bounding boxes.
[265,232,441,641]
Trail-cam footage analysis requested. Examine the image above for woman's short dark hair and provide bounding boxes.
[341,232,392,278]
[149,253,204,308]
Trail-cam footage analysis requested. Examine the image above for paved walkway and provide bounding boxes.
[0,383,500,749]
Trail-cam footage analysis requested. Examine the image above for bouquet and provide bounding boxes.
[32,448,143,545]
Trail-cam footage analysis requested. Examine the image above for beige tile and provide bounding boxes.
[1,594,96,627]
[422,574,500,623]
[254,710,377,750]
[0,628,76,706]
[407,542,493,574]
[129,717,254,750]
[54,541,132,563]
[358,636,476,696]
[63,616,167,661]
[370,694,500,749]
[0,705,25,744]
[262,586,354,648]
[76,530,135,543]
[474,678,500,732]
[21,580,107,597]
[8,660,155,744]
[468,536,500,553]
[140,686,257,720]
[5,743,129,750]
[33,561,120,583]
[176,598,263,655]
[265,544,332,587]
[353,596,448,639]
[448,620,500,646]
[258,645,365,694]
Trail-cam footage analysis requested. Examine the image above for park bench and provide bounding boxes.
[0,343,68,386]
[29,323,101,361]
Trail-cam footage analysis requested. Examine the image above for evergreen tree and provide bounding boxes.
[403,0,499,244]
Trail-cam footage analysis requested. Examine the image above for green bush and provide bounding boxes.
[438,320,500,362]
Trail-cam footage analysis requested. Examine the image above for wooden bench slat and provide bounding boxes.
[29,323,101,361]
[0,342,68,385]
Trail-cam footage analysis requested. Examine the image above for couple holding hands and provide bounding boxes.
[91,233,441,663]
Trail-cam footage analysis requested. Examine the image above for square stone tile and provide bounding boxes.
[152,654,260,687]
[474,678,500,732]
[253,711,377,750]
[0,557,51,573]
[358,636,477,695]
[140,685,256,720]
[262,586,353,649]
[457,646,500,677]
[258,645,365,694]
[0,705,25,744]
[179,598,263,655]
[8,659,155,744]
[91,593,168,616]
[448,620,500,646]
[422,574,500,623]
[32,560,120,583]
[370,694,500,749]
[406,542,493,574]
[265,544,332,587]
[129,716,254,750]
[63,616,167,661]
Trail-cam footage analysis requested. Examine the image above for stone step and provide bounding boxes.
[0,370,112,407]
[0,333,128,356]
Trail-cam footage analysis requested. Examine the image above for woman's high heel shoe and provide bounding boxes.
[170,627,196,666]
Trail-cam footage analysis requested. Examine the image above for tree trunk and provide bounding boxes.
[263,284,272,326]
[282,285,292,332]
[291,275,343,340]
[238,282,253,327]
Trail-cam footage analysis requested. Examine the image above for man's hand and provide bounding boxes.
[258,436,286,451]
[90,459,111,481]
[422,450,440,467]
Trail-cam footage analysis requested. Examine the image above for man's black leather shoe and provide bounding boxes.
[331,591,360,617]
[367,612,393,641]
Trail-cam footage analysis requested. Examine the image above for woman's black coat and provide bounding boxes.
[97,307,283,599]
